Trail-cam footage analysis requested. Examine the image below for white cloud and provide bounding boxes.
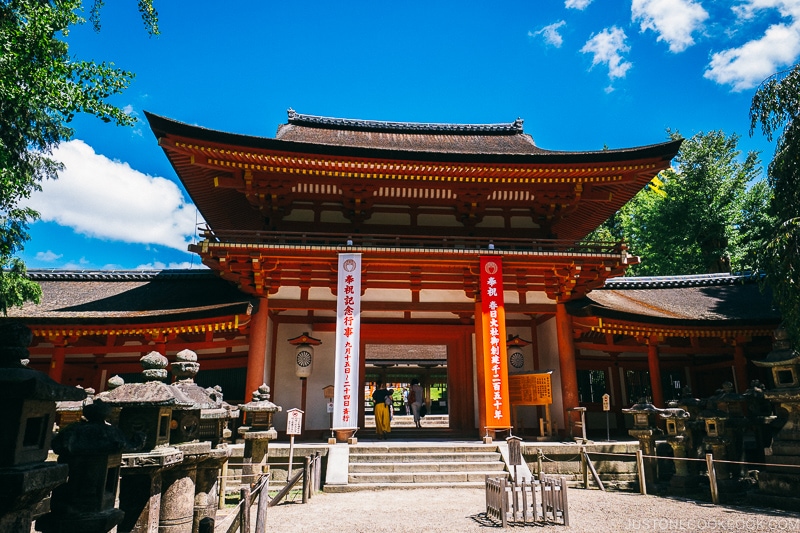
[136,261,207,270]
[565,0,593,9]
[26,139,202,252]
[704,21,800,90]
[632,0,709,53]
[733,0,800,20]
[530,21,567,47]
[35,250,63,262]
[580,27,633,80]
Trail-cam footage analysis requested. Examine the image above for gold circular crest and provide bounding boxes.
[343,259,357,272]
[484,261,498,275]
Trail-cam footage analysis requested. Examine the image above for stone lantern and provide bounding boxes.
[95,352,187,533]
[56,386,95,431]
[170,349,232,531]
[751,327,800,509]
[622,399,662,487]
[0,322,86,533]
[238,384,281,487]
[660,406,699,491]
[36,402,127,533]
[698,382,750,486]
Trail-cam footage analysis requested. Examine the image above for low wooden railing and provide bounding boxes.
[485,475,570,527]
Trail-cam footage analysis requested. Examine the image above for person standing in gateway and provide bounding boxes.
[372,381,392,439]
[410,379,424,428]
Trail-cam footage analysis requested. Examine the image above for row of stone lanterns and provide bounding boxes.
[0,322,283,533]
[623,327,800,506]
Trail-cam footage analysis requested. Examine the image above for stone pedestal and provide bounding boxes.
[159,442,211,533]
[118,448,182,533]
[194,448,230,532]
[0,462,70,533]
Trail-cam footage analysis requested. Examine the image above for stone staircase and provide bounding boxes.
[324,443,509,492]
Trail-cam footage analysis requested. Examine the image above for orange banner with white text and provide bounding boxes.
[479,256,511,429]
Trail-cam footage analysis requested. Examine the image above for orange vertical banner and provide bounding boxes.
[479,256,511,429]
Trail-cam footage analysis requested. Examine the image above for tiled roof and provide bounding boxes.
[568,273,781,326]
[2,270,255,324]
[277,110,543,155]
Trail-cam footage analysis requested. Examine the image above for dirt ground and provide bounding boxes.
[259,487,800,533]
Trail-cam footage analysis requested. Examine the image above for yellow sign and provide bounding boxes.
[508,372,553,406]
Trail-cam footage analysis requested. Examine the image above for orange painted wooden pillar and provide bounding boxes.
[474,299,488,434]
[555,303,579,423]
[733,342,749,393]
[49,338,66,383]
[647,336,664,407]
[245,297,269,402]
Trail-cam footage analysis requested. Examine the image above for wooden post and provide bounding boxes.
[581,446,589,489]
[254,476,269,533]
[218,461,228,510]
[732,342,749,393]
[706,453,719,504]
[245,298,270,401]
[636,449,647,495]
[302,455,311,504]
[48,337,67,382]
[537,449,544,482]
[239,486,251,533]
[556,304,579,426]
[647,336,664,407]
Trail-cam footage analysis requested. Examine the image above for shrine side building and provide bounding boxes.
[4,111,780,437]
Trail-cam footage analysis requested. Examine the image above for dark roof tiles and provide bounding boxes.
[568,274,780,326]
[2,270,255,323]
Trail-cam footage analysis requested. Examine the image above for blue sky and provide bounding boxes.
[20,0,799,270]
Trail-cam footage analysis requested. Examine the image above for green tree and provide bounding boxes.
[626,131,764,276]
[0,0,157,314]
[586,130,768,277]
[749,63,800,343]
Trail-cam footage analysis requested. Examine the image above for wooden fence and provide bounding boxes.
[216,453,323,533]
[485,475,569,527]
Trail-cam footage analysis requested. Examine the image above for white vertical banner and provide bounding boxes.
[332,253,362,430]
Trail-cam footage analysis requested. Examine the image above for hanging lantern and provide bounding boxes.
[506,335,531,370]
[288,332,322,379]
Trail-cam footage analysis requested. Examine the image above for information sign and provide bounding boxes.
[286,408,303,435]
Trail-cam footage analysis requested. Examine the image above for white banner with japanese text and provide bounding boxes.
[332,253,362,429]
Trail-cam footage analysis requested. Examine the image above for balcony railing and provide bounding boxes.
[196,228,628,255]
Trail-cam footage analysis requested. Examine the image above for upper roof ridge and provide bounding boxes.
[286,108,525,135]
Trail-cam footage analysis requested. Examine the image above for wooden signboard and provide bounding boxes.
[508,371,553,406]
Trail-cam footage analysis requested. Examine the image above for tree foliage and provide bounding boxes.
[0,0,157,314]
[590,130,767,277]
[749,63,800,343]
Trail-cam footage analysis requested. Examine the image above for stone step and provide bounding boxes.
[324,481,485,493]
[348,471,506,484]
[349,461,506,473]
[349,451,502,463]
[338,443,510,490]
[364,415,449,428]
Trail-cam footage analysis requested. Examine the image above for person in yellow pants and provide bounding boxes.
[372,381,392,439]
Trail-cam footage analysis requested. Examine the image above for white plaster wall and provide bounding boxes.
[270,323,338,435]
[536,316,564,431]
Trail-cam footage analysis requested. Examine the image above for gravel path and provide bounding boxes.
[262,488,800,533]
